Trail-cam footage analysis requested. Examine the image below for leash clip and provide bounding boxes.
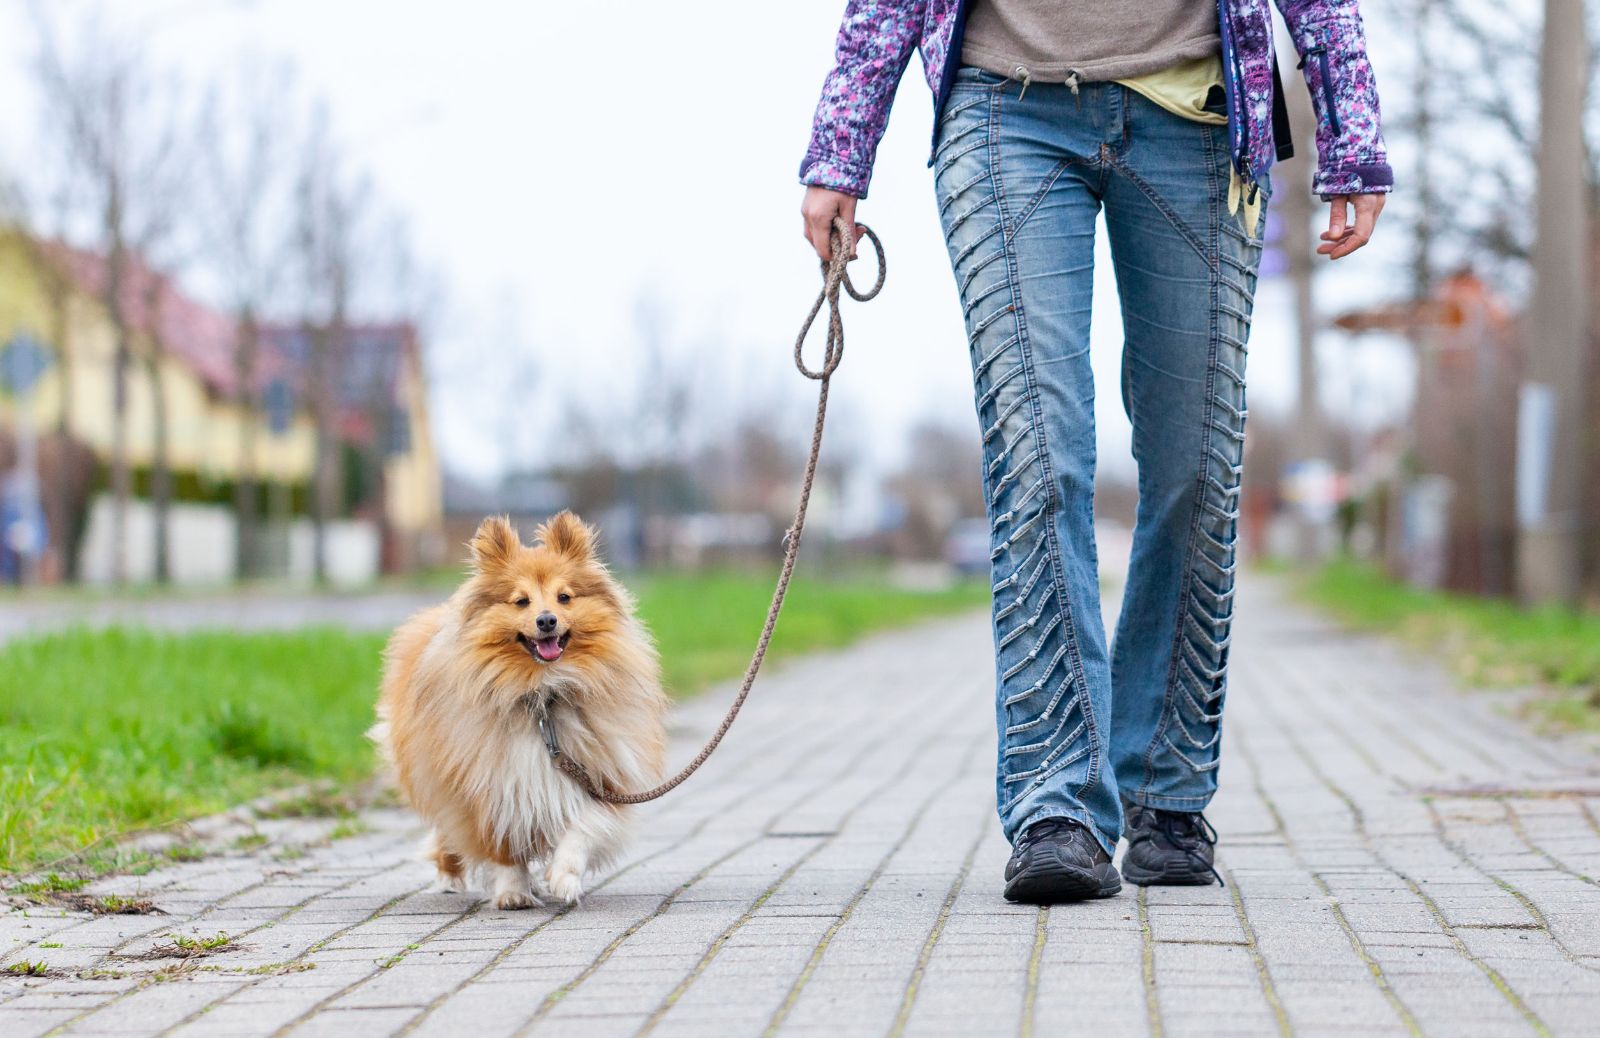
[538,715,562,759]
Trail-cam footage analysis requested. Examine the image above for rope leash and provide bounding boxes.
[549,217,885,805]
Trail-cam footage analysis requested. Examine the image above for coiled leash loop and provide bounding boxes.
[549,217,884,804]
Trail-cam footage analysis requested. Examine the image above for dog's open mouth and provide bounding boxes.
[517,631,570,663]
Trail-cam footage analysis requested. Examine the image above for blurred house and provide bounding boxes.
[441,469,573,566]
[262,323,444,574]
[0,228,442,585]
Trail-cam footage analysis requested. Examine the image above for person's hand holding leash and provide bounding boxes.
[802,186,864,262]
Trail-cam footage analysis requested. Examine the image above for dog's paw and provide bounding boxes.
[492,888,542,911]
[545,866,584,905]
[432,873,468,895]
[490,863,541,910]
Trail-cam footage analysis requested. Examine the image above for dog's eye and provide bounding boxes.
[557,592,572,604]
[514,596,530,608]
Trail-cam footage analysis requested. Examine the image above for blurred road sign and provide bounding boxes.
[1515,383,1555,528]
[1282,457,1344,522]
[264,378,295,434]
[2,486,47,556]
[0,333,51,396]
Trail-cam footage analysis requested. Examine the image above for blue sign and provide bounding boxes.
[0,333,51,396]
[264,378,295,435]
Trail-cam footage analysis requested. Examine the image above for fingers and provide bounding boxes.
[1316,196,1349,257]
[1317,193,1383,260]
[838,196,859,260]
[1344,195,1379,258]
[803,207,832,262]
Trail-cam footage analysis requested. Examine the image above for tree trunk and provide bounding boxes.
[309,320,341,586]
[1516,0,1591,605]
[140,277,173,585]
[146,350,171,584]
[105,181,132,587]
[1278,85,1325,563]
[1409,0,1436,302]
[234,312,260,580]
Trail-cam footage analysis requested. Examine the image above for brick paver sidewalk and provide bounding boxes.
[3,574,1599,1036]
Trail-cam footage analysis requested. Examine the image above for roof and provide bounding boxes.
[43,239,244,395]
[1331,270,1513,336]
[39,237,418,447]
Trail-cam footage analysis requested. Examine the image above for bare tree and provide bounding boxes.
[1394,0,1600,280]
[1518,0,1592,605]
[30,4,194,585]
[198,63,299,580]
[359,211,440,571]
[1380,0,1599,599]
[291,108,373,584]
[133,248,198,586]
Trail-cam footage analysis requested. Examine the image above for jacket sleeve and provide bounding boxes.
[1275,0,1395,197]
[799,1,928,199]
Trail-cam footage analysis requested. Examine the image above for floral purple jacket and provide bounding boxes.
[799,0,1394,200]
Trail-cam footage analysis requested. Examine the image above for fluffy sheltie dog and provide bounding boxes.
[371,512,667,908]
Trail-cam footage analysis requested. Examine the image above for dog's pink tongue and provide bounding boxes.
[535,637,563,661]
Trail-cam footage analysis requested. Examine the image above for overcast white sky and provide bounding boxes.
[0,0,1421,485]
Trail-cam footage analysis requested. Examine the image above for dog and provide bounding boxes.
[371,512,667,908]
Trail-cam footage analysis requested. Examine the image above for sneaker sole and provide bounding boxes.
[1121,858,1217,887]
[1003,851,1122,904]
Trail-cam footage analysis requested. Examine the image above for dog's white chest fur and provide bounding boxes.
[476,718,593,859]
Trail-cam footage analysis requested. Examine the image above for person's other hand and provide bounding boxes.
[801,186,864,263]
[1318,193,1385,260]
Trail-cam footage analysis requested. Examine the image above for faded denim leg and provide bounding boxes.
[932,69,1126,855]
[1102,90,1268,811]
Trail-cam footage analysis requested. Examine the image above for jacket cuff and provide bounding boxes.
[1314,162,1395,199]
[798,151,872,199]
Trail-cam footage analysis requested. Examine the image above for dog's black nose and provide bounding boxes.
[535,611,559,634]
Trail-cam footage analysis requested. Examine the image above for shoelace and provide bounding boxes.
[1016,816,1086,853]
[1149,809,1225,888]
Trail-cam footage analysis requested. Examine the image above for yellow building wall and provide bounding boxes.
[0,231,317,484]
[2,230,441,542]
[384,349,442,534]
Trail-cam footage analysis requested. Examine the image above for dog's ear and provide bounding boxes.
[536,510,596,561]
[469,515,521,572]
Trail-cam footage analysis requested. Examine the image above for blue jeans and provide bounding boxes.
[932,68,1268,854]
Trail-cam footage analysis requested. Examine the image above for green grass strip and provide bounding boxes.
[1295,558,1600,731]
[0,568,986,877]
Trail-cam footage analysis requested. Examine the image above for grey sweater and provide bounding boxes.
[960,0,1221,84]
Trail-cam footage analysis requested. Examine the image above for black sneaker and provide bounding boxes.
[1121,803,1223,887]
[1003,817,1122,903]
